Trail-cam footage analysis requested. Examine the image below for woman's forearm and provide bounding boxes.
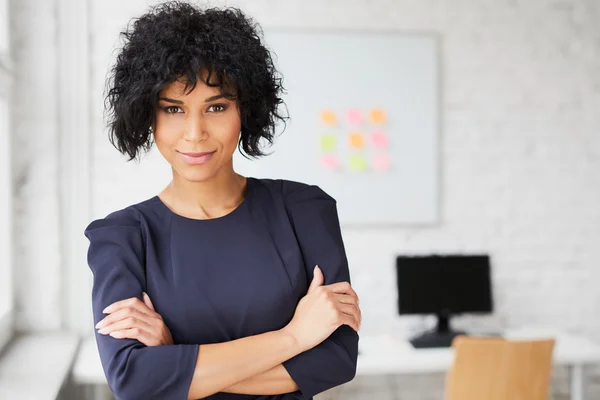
[187,328,301,399]
[221,364,299,395]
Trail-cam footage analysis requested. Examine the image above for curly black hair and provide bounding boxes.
[105,1,287,161]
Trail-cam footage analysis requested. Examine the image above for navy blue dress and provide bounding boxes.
[84,178,359,400]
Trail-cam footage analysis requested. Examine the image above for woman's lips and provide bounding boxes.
[177,150,215,165]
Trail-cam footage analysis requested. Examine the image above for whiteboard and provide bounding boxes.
[234,29,440,226]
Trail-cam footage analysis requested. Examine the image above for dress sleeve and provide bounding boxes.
[84,210,199,400]
[281,183,359,399]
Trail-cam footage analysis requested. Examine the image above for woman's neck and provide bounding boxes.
[160,167,247,220]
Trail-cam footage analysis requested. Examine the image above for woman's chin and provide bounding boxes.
[172,165,216,183]
[183,171,215,183]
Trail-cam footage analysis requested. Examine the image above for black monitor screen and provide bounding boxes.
[396,254,493,316]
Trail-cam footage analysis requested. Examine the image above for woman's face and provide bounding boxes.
[153,74,241,183]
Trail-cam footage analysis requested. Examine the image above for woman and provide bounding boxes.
[84,2,361,399]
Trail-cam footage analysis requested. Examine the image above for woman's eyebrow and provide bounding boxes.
[158,97,183,104]
[158,94,227,104]
[203,94,226,102]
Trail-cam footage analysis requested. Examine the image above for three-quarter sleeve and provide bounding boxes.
[281,183,359,399]
[84,210,199,400]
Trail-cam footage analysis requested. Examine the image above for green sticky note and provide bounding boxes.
[349,154,368,171]
[320,134,336,151]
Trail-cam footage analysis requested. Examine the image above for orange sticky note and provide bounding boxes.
[372,153,391,172]
[346,109,363,125]
[369,109,387,125]
[321,154,340,169]
[371,131,388,148]
[348,132,365,149]
[320,110,337,125]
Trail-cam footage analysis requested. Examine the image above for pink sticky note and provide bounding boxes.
[321,154,340,170]
[371,131,388,148]
[346,109,363,126]
[372,153,391,172]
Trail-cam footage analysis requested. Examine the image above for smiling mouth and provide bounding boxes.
[177,150,216,165]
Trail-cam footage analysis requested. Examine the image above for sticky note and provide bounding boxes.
[320,134,336,151]
[346,109,363,126]
[349,154,368,171]
[372,153,391,172]
[349,132,365,149]
[369,109,387,125]
[320,110,337,125]
[371,131,388,148]
[321,154,340,169]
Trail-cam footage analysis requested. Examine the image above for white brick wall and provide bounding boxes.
[10,0,600,398]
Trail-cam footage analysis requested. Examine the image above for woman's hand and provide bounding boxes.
[95,292,174,347]
[283,266,361,352]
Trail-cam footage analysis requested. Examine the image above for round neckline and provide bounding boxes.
[153,177,254,222]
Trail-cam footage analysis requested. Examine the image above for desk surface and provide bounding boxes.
[71,327,600,384]
[357,327,600,375]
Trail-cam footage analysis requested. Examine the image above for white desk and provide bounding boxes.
[72,328,600,400]
[357,328,600,400]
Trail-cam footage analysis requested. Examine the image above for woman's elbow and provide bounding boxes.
[341,357,357,384]
[103,349,159,399]
[340,333,359,384]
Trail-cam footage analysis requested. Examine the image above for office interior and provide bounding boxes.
[1,0,599,399]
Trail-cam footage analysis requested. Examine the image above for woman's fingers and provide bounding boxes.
[98,314,152,335]
[97,296,158,329]
[328,282,359,303]
[102,296,155,316]
[338,311,360,332]
[338,303,361,329]
[334,293,358,305]
[96,307,140,329]
[96,304,155,330]
[109,328,150,344]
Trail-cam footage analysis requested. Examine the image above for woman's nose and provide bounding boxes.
[183,115,208,143]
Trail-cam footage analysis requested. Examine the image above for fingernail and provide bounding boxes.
[102,306,110,314]
[95,320,103,329]
[98,328,108,335]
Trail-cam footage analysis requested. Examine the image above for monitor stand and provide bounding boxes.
[409,314,466,349]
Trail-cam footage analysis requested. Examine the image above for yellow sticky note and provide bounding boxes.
[320,134,336,151]
[349,154,368,171]
[320,110,337,125]
[369,109,387,125]
[348,132,365,149]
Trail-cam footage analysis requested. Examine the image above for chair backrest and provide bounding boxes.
[445,336,555,400]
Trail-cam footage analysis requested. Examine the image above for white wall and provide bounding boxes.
[10,0,63,331]
[10,0,600,398]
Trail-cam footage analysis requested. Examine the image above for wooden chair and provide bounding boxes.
[445,336,555,400]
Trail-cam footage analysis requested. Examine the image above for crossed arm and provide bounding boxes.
[96,294,300,396]
[95,273,361,398]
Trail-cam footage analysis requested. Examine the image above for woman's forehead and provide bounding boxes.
[160,72,235,98]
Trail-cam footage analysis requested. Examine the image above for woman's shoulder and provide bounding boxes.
[84,195,168,234]
[83,206,143,237]
[251,177,336,204]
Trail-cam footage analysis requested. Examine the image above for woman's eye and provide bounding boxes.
[208,104,227,113]
[163,106,182,114]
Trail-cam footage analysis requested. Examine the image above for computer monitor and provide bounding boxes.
[396,254,493,348]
